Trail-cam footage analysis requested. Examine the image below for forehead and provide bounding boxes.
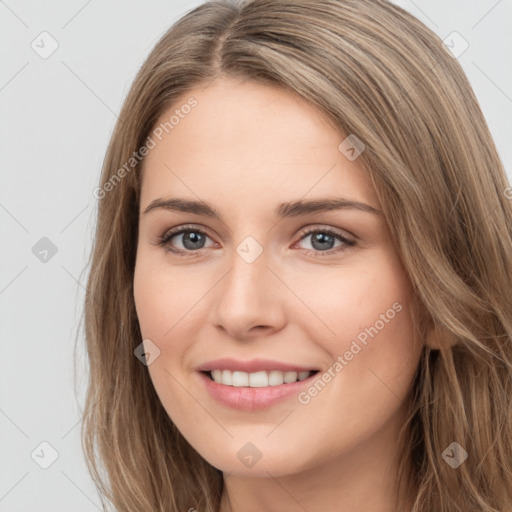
[140,76,380,212]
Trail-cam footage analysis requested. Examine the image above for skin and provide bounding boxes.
[133,76,424,512]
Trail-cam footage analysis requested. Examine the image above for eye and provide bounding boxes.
[157,224,215,256]
[294,226,356,256]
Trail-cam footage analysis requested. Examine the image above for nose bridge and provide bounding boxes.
[212,239,284,337]
[221,244,272,312]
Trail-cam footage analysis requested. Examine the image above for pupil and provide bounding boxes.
[183,232,204,249]
[311,233,334,251]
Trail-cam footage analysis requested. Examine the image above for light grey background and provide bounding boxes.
[1,1,511,510]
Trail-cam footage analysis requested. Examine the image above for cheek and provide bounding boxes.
[288,264,420,465]
[133,254,209,341]
[133,257,209,430]
[296,250,419,408]
[288,254,415,355]
[329,263,419,411]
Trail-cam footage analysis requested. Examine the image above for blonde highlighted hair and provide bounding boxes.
[81,1,512,510]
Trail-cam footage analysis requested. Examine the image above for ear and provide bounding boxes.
[424,322,458,350]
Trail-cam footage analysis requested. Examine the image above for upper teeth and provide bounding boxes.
[210,369,313,387]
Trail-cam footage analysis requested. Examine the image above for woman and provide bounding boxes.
[82,1,512,511]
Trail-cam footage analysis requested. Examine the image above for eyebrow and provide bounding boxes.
[143,197,382,220]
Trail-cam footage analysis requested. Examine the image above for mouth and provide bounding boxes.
[198,369,321,411]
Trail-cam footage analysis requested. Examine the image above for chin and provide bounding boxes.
[197,440,314,478]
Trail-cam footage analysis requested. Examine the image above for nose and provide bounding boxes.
[210,248,287,340]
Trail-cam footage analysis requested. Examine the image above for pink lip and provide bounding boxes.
[197,370,319,411]
[196,357,318,373]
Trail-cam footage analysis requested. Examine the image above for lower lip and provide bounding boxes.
[197,371,317,411]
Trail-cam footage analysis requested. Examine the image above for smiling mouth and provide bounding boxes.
[202,369,320,387]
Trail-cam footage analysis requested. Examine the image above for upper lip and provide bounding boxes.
[197,358,319,373]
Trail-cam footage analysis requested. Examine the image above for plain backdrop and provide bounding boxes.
[1,0,511,510]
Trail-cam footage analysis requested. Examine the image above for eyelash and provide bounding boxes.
[157,224,356,258]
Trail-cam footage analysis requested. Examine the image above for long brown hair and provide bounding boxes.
[81,1,512,510]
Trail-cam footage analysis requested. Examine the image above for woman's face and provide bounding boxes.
[133,76,423,477]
